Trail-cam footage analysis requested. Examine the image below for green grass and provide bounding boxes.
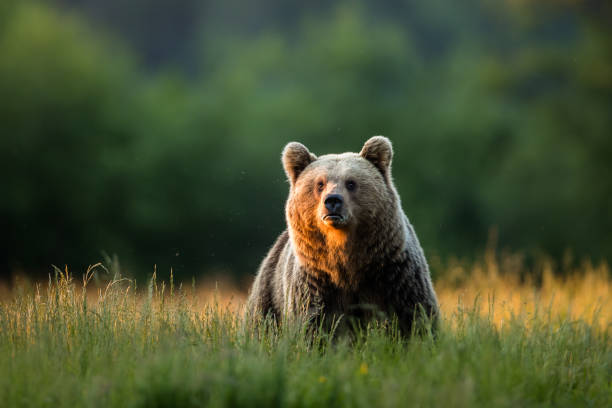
[1,270,611,408]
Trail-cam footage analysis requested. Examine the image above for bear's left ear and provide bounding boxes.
[360,136,393,179]
[282,142,317,185]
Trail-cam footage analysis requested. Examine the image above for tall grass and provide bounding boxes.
[1,256,611,407]
[435,251,612,330]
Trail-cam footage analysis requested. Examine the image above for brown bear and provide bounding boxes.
[247,136,439,335]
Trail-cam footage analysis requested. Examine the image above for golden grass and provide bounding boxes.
[435,252,612,330]
[3,252,611,330]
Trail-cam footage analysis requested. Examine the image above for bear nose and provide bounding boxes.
[324,194,344,213]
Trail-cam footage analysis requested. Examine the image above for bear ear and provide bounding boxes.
[282,142,317,185]
[360,136,393,178]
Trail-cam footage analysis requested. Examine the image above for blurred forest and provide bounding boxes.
[1,0,611,281]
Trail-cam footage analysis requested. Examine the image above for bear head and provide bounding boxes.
[282,136,403,285]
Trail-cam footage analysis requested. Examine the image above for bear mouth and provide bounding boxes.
[322,214,347,227]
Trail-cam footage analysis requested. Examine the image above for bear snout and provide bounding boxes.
[321,193,349,227]
[324,194,344,214]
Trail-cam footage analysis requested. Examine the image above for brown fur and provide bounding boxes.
[247,136,439,335]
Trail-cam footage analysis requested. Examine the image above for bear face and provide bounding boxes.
[285,152,394,231]
[281,137,404,288]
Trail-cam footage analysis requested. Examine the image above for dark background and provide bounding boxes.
[1,0,611,281]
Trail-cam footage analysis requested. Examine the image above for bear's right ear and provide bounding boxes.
[282,142,317,185]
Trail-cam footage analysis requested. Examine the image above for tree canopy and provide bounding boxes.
[2,0,611,279]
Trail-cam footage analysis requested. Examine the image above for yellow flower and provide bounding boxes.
[359,362,368,375]
[318,376,327,383]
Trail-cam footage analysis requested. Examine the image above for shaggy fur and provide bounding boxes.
[247,136,439,335]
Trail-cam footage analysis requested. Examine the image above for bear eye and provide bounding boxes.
[316,181,325,192]
[345,180,356,191]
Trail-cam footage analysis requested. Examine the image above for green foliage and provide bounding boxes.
[1,1,611,278]
[0,2,141,271]
[0,273,611,407]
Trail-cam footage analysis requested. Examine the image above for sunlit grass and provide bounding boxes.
[435,251,612,331]
[1,254,611,407]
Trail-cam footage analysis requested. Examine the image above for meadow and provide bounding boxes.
[1,253,611,407]
[2,2,611,407]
